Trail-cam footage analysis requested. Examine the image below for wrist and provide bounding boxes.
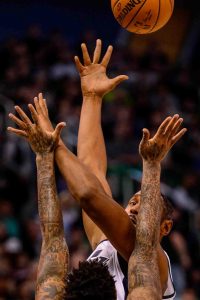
[142,159,161,167]
[82,92,102,101]
[142,160,161,184]
[36,152,54,161]
[55,138,65,151]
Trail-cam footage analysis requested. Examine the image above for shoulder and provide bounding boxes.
[88,239,115,261]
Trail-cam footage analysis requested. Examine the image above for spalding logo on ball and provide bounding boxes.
[111,0,174,34]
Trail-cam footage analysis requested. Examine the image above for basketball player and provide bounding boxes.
[127,120,186,299]
[7,107,116,300]
[74,39,186,299]
[8,42,185,300]
[8,99,185,299]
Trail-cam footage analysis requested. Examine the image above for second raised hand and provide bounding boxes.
[8,105,66,155]
[139,114,187,163]
[74,39,128,97]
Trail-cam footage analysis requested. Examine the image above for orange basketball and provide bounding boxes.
[111,0,174,34]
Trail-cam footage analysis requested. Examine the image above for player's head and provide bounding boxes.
[125,191,173,239]
[66,260,116,300]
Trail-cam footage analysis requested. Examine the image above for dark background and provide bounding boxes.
[0,1,199,300]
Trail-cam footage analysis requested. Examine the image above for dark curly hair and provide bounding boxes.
[65,260,116,300]
[161,194,174,221]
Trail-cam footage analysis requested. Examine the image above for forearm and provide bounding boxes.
[137,161,162,248]
[128,246,161,299]
[36,152,69,297]
[129,246,158,284]
[36,153,64,239]
[78,93,107,174]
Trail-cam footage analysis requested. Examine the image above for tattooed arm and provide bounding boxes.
[19,95,135,261]
[35,153,69,300]
[128,161,162,300]
[7,106,69,300]
[128,115,187,299]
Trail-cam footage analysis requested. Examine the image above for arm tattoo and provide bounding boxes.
[35,153,69,300]
[137,162,162,249]
[128,161,162,298]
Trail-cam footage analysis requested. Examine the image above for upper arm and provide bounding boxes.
[81,187,135,261]
[36,237,69,300]
[82,211,106,250]
[157,245,169,294]
[82,170,112,250]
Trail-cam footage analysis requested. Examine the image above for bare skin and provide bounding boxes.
[29,95,185,296]
[19,40,187,295]
[128,117,187,299]
[8,101,186,299]
[75,39,185,294]
[8,106,68,300]
[8,101,135,263]
[75,39,129,249]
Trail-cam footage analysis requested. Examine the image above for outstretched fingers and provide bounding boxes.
[168,117,183,139]
[7,127,28,138]
[74,55,84,72]
[81,43,91,65]
[38,93,48,116]
[171,128,187,146]
[8,113,26,129]
[101,45,113,68]
[34,97,43,115]
[164,114,179,137]
[156,116,172,136]
[15,106,32,126]
[93,39,102,64]
[28,104,39,124]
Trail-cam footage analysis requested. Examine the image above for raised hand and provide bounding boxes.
[139,114,187,162]
[74,39,128,97]
[33,93,54,132]
[8,105,65,155]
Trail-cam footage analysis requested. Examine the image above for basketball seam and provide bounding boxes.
[125,0,148,29]
[148,0,160,33]
[113,0,121,11]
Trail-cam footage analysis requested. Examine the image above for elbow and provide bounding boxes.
[70,182,98,206]
[80,185,98,207]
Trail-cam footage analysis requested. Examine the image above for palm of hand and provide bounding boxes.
[140,137,167,162]
[37,113,54,133]
[81,64,113,96]
[28,125,55,154]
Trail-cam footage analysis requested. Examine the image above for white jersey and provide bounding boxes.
[87,240,176,300]
[87,240,127,300]
[163,251,176,299]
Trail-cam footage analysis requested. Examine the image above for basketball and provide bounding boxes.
[111,0,174,34]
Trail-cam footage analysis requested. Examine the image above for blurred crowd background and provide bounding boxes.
[0,0,200,299]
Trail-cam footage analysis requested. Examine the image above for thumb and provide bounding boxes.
[141,128,150,145]
[110,75,129,88]
[53,122,66,140]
